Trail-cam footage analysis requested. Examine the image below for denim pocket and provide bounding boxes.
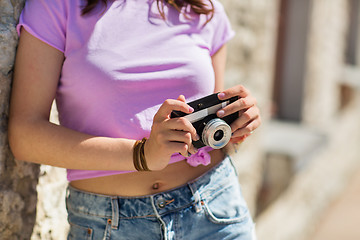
[201,181,249,225]
[67,212,114,240]
[68,222,93,240]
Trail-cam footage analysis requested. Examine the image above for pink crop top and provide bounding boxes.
[17,0,235,181]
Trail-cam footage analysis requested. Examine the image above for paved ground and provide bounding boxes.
[310,169,360,240]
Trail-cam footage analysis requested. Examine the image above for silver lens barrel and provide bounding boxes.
[201,118,232,149]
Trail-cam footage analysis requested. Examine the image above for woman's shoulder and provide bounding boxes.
[202,0,230,26]
[211,0,227,13]
[201,0,231,29]
[24,0,65,9]
[18,0,81,53]
[22,0,81,15]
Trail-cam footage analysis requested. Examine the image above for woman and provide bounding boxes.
[9,0,261,239]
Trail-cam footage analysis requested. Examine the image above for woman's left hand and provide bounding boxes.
[216,85,261,143]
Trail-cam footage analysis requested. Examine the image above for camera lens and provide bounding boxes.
[201,118,231,149]
[213,130,224,141]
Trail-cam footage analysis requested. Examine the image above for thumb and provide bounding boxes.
[177,95,186,103]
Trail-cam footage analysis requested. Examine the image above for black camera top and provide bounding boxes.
[171,93,237,119]
[171,93,239,149]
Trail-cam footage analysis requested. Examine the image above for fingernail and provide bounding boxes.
[218,92,226,99]
[189,107,194,113]
[190,145,198,154]
[194,134,200,141]
[217,110,225,117]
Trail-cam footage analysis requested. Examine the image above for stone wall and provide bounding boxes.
[0,0,40,239]
[303,0,349,127]
[31,104,69,240]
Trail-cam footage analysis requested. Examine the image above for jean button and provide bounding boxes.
[157,198,165,208]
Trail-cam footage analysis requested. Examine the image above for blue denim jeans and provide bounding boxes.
[66,156,256,240]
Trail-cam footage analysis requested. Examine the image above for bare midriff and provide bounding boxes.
[70,149,225,196]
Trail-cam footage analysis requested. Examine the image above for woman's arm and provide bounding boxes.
[211,45,261,140]
[9,29,137,170]
[211,45,227,92]
[9,29,197,171]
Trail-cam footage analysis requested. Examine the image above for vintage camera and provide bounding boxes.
[171,93,239,149]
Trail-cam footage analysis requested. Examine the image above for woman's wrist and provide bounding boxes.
[133,138,151,171]
[142,138,170,171]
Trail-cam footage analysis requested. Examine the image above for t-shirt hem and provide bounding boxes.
[67,147,214,181]
[17,24,65,53]
[210,30,236,56]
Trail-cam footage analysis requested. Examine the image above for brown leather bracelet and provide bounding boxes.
[133,138,150,171]
[139,138,150,171]
[133,140,142,171]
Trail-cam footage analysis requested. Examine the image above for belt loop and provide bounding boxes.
[188,183,202,213]
[110,197,119,229]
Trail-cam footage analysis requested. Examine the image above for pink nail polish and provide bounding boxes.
[218,92,226,99]
[217,110,225,117]
[194,134,200,141]
[189,107,194,113]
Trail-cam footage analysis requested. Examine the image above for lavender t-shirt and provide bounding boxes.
[17,0,235,181]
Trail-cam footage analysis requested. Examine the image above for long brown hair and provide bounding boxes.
[82,0,214,23]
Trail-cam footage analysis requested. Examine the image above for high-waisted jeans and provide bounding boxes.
[66,156,256,239]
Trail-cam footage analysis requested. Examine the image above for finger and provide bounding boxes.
[151,130,191,157]
[217,95,257,118]
[217,85,250,100]
[169,131,197,156]
[156,127,197,156]
[165,117,199,141]
[188,144,198,155]
[167,131,193,146]
[230,106,260,131]
[164,141,190,157]
[177,95,186,103]
[154,99,194,122]
[231,116,261,138]
[163,128,198,156]
[230,135,249,144]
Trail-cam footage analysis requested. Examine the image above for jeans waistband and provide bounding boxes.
[66,156,237,228]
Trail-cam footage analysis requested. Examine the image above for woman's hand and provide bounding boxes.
[145,95,199,171]
[216,85,261,143]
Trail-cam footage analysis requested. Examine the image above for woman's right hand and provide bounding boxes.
[144,95,199,171]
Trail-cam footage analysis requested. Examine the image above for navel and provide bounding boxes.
[152,182,160,190]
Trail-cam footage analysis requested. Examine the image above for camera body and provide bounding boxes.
[171,93,239,149]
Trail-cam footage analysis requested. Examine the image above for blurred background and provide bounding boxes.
[1,0,360,239]
[221,0,360,239]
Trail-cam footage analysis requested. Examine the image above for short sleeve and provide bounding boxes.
[17,0,67,52]
[208,1,235,56]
